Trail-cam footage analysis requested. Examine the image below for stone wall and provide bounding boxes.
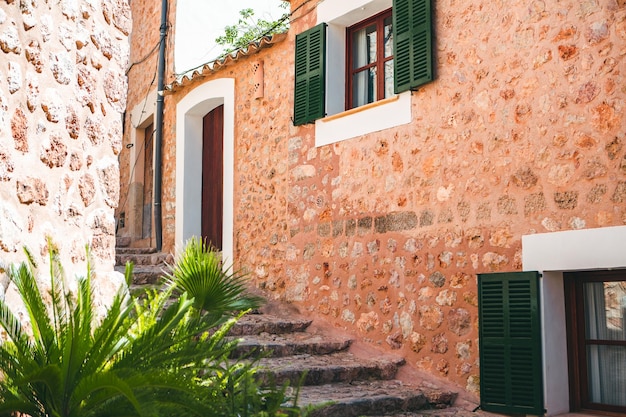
[0,0,130,312]
[275,0,625,391]
[129,0,625,392]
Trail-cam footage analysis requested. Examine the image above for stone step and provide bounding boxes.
[255,351,405,386]
[115,252,171,266]
[109,261,464,417]
[290,380,456,417]
[116,247,158,255]
[115,264,168,285]
[229,313,312,336]
[116,237,131,248]
[229,331,351,358]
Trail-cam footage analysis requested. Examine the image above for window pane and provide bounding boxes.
[352,67,377,107]
[352,24,377,69]
[583,280,626,406]
[586,345,626,406]
[584,281,626,341]
[384,59,394,99]
[384,16,393,58]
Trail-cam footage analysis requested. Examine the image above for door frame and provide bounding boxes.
[175,78,235,263]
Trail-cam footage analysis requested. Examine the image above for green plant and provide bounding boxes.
[0,245,235,416]
[217,367,307,417]
[215,3,289,56]
[0,241,305,417]
[165,236,264,319]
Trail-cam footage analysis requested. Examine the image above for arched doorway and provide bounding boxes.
[175,78,235,262]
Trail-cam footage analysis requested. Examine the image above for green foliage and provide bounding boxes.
[165,236,264,318]
[212,362,305,417]
[215,3,289,55]
[0,241,302,417]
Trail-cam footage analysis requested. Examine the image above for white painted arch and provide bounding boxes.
[175,78,235,263]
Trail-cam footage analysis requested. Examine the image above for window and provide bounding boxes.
[565,270,626,414]
[293,0,433,127]
[347,10,394,109]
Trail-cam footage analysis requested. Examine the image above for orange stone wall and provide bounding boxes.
[117,0,177,244]
[124,0,626,391]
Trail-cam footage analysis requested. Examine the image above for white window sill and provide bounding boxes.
[315,91,411,147]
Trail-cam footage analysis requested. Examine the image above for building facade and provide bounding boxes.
[1,0,130,312]
[118,0,626,414]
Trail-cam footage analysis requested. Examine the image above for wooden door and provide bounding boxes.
[201,105,223,250]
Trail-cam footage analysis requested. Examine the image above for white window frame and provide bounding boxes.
[315,0,411,146]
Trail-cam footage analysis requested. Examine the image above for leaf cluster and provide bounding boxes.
[215,4,290,56]
[0,239,303,417]
[165,236,264,319]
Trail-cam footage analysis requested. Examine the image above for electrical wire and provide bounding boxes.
[125,38,162,75]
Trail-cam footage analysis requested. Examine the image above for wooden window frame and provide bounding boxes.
[565,269,626,416]
[345,9,393,110]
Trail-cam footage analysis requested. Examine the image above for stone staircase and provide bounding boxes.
[115,246,488,417]
[114,247,172,290]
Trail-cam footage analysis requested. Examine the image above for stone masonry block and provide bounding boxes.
[332,220,343,237]
[554,191,579,209]
[16,177,49,205]
[374,215,387,233]
[612,181,626,203]
[587,184,607,204]
[317,222,330,237]
[524,192,546,216]
[357,217,372,235]
[387,211,418,231]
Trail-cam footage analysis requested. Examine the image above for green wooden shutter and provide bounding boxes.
[393,0,433,93]
[293,23,326,126]
[478,271,544,415]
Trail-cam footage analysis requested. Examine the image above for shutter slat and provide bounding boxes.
[478,271,544,415]
[293,23,326,125]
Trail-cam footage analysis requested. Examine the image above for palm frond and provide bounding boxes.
[85,289,133,374]
[7,259,57,363]
[0,398,44,417]
[83,370,216,417]
[166,237,263,316]
[68,371,142,417]
[0,299,30,356]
